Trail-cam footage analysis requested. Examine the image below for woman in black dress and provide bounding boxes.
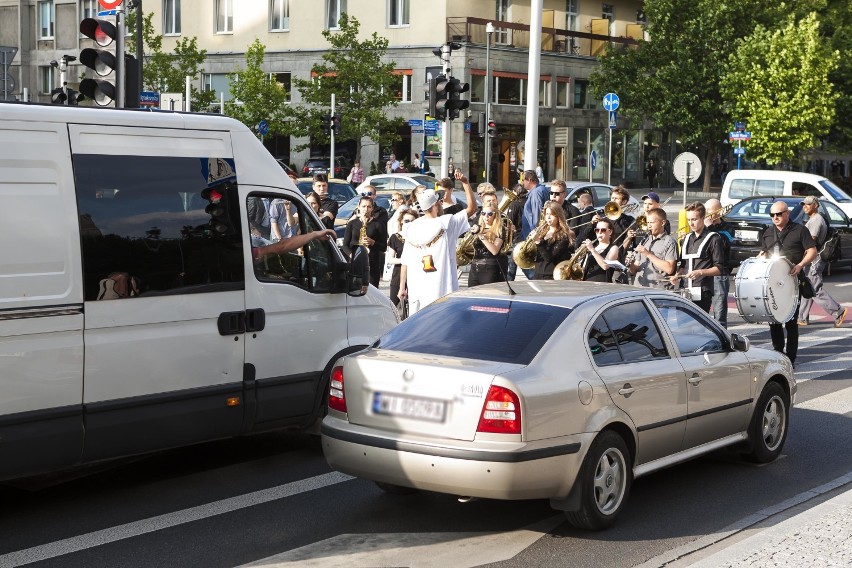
[342,197,388,287]
[532,201,574,280]
[467,203,509,286]
[582,217,620,282]
[386,206,418,307]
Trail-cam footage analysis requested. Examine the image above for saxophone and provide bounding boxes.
[358,216,370,251]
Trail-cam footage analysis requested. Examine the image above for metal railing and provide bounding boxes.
[446,17,639,57]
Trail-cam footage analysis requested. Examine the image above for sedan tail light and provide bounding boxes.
[328,366,347,413]
[476,385,521,434]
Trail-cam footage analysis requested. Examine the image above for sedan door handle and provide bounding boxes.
[618,384,635,396]
[688,373,703,385]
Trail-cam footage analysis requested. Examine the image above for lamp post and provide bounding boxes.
[484,21,494,184]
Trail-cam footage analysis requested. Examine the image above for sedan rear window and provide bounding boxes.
[375,297,571,365]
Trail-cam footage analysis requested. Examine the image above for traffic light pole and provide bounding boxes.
[330,93,336,177]
[115,10,125,109]
[484,22,493,184]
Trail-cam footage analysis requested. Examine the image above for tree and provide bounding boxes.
[225,40,290,138]
[126,11,215,110]
[722,13,839,165]
[590,0,782,190]
[286,14,404,161]
[818,1,852,151]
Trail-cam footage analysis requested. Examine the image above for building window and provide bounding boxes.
[270,0,289,31]
[565,0,578,30]
[163,0,181,35]
[326,0,347,29]
[216,0,233,33]
[203,73,231,100]
[495,0,511,44]
[496,77,522,105]
[39,65,54,94]
[602,3,614,34]
[556,80,570,107]
[388,0,409,27]
[38,1,55,39]
[387,74,411,102]
[271,72,292,103]
[80,0,97,20]
[574,79,589,109]
[539,80,550,107]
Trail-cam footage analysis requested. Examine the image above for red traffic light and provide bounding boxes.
[80,18,117,47]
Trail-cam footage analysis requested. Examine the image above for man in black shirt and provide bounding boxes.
[313,173,338,224]
[672,202,725,312]
[759,200,817,366]
[704,198,734,328]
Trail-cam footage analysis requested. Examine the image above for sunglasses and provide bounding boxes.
[769,211,787,217]
[361,192,375,197]
[483,211,496,217]
[550,191,564,196]
[595,228,609,232]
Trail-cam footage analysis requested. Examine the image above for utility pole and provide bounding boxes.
[484,22,494,184]
[330,93,336,176]
[523,0,543,174]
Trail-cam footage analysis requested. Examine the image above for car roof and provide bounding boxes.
[725,170,829,183]
[449,280,657,309]
[295,177,350,184]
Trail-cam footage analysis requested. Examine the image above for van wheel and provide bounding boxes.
[375,481,420,495]
[744,382,789,463]
[564,431,632,531]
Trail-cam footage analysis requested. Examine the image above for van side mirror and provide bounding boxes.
[730,333,750,352]
[347,245,370,296]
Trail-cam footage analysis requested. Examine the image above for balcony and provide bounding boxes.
[446,17,640,58]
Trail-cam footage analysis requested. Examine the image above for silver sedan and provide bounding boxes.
[321,281,795,530]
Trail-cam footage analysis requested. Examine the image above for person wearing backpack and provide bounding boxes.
[799,196,848,327]
[705,198,733,327]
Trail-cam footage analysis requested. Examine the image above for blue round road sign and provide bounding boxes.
[603,93,620,112]
[258,120,269,136]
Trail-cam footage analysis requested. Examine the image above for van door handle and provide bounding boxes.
[218,311,245,336]
[245,308,266,332]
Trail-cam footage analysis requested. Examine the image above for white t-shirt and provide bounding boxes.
[401,209,469,313]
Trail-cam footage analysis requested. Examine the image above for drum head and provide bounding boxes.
[765,258,798,323]
[735,257,798,324]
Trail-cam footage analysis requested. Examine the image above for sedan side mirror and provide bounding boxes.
[346,245,370,296]
[730,333,750,352]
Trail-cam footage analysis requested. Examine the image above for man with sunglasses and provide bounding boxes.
[759,201,817,367]
[548,180,582,231]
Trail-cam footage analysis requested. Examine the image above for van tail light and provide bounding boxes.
[328,366,347,413]
[476,385,521,434]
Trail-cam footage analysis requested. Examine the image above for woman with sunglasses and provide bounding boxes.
[467,202,510,287]
[386,207,419,312]
[582,217,620,282]
[342,197,388,287]
[532,201,575,280]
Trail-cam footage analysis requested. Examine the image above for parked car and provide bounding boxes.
[322,281,794,530]
[720,170,852,218]
[356,173,440,193]
[294,177,357,207]
[724,196,852,268]
[303,156,349,178]
[275,159,298,180]
[549,181,641,212]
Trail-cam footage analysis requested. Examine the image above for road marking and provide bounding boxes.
[795,385,852,414]
[0,472,353,568]
[240,515,565,568]
[834,282,852,287]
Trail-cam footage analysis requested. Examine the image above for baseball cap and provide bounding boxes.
[801,195,819,205]
[417,189,440,212]
[641,191,660,203]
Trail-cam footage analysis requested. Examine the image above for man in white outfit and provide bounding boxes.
[398,175,477,314]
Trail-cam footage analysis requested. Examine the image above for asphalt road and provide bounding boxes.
[1,276,851,568]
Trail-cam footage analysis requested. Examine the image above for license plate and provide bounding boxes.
[735,229,759,241]
[373,392,446,423]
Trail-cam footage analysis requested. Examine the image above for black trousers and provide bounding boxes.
[770,302,801,363]
[468,260,506,287]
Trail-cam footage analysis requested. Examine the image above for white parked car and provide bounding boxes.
[356,173,440,193]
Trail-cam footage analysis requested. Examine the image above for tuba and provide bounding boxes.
[456,188,519,266]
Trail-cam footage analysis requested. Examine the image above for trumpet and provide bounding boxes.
[571,201,638,230]
[614,214,648,248]
[677,204,733,239]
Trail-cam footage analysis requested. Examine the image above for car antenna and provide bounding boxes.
[495,262,516,296]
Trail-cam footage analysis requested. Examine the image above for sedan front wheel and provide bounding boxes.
[744,381,789,463]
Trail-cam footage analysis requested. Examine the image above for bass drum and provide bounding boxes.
[735,257,798,324]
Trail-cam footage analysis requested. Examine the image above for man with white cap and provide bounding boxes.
[398,173,477,314]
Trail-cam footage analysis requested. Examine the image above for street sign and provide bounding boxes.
[98,0,123,9]
[591,150,598,170]
[139,91,159,107]
[1,73,14,94]
[608,110,617,129]
[602,92,620,112]
[673,152,702,184]
[734,121,746,132]
[734,147,746,155]
[257,120,269,136]
[729,131,751,141]
[408,119,423,127]
[411,129,424,134]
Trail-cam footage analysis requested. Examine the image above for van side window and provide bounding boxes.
[74,155,244,301]
[792,182,820,198]
[249,195,335,292]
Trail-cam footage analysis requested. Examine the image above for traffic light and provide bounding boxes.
[444,77,470,120]
[332,115,341,135]
[477,113,485,136]
[433,75,450,120]
[321,114,331,134]
[423,76,440,118]
[487,120,497,138]
[50,87,67,105]
[79,16,139,107]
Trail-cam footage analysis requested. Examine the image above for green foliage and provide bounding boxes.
[722,13,839,165]
[225,40,291,138]
[286,14,404,160]
[819,1,852,150]
[126,11,215,110]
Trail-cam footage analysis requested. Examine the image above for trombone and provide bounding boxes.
[570,200,637,230]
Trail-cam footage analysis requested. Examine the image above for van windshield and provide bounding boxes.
[820,180,852,203]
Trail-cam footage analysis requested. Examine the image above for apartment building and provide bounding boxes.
[4,0,677,188]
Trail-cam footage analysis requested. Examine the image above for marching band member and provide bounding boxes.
[468,202,509,286]
[532,201,574,280]
[582,218,620,282]
[628,208,677,289]
[670,202,724,312]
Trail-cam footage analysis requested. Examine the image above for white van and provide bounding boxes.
[720,170,852,217]
[0,103,397,481]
